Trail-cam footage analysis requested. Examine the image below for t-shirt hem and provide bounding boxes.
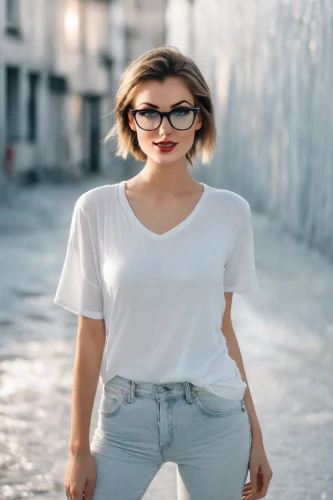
[54,298,104,320]
[192,382,247,400]
[224,283,259,294]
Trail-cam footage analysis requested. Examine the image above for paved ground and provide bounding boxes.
[0,171,332,499]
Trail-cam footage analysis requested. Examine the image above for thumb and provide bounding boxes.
[250,467,258,497]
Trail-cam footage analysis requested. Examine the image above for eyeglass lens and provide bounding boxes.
[135,109,195,130]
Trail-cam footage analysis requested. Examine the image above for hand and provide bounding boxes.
[64,449,96,500]
[241,439,273,499]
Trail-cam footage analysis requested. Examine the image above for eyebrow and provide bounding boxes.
[136,100,194,109]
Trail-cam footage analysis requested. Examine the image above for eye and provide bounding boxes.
[172,108,192,116]
[137,109,159,118]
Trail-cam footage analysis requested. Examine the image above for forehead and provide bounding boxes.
[133,77,194,107]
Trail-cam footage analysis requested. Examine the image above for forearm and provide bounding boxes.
[69,317,105,454]
[222,326,263,443]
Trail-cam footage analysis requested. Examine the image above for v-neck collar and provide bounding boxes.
[119,180,208,241]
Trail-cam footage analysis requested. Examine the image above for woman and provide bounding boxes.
[54,46,273,500]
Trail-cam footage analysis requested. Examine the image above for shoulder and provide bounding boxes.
[74,182,119,216]
[205,184,250,218]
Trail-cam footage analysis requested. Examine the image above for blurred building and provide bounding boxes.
[0,0,115,186]
[108,0,168,109]
[0,0,168,188]
[122,0,167,62]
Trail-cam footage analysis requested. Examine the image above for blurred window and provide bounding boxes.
[6,66,20,141]
[27,73,39,142]
[6,0,20,26]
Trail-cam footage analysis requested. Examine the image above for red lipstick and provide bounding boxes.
[153,141,178,153]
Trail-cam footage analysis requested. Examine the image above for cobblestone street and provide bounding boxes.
[0,173,332,499]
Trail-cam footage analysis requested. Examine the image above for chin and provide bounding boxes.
[155,155,178,164]
[149,150,187,165]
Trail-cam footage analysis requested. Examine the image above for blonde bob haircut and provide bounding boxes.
[103,46,217,166]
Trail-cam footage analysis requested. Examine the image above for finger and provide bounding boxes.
[242,481,252,495]
[71,488,84,500]
[242,482,254,500]
[83,481,95,500]
[250,468,258,496]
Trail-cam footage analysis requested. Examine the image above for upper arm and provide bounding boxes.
[78,314,106,353]
[222,291,233,332]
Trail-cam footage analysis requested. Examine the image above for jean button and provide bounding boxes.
[157,386,165,394]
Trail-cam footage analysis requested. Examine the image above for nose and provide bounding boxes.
[159,115,172,136]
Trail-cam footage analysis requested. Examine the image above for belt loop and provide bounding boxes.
[184,381,194,404]
[128,380,135,404]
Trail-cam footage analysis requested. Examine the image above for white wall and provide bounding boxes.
[166,0,333,259]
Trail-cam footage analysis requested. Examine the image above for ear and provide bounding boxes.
[195,111,203,131]
[128,110,137,132]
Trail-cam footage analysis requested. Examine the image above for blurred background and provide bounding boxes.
[0,0,332,499]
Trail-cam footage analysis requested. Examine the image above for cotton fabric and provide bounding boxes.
[54,181,259,400]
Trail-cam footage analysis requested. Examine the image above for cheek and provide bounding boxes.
[136,130,154,148]
[181,130,197,147]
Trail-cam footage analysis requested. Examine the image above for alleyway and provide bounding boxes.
[0,173,332,499]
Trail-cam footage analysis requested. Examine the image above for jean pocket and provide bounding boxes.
[192,389,245,418]
[99,387,123,417]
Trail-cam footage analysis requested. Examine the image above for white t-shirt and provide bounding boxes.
[54,180,259,400]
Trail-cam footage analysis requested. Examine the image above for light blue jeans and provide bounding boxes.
[90,375,252,500]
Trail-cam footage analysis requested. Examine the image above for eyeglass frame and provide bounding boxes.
[129,107,200,131]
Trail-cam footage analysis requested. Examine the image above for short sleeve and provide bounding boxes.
[54,197,104,319]
[223,203,259,294]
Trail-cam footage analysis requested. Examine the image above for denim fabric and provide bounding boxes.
[90,375,252,500]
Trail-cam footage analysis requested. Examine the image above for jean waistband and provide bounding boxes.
[104,375,198,404]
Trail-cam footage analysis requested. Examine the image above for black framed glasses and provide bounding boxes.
[129,107,199,131]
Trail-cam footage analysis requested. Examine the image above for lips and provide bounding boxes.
[154,141,178,146]
[153,141,178,153]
